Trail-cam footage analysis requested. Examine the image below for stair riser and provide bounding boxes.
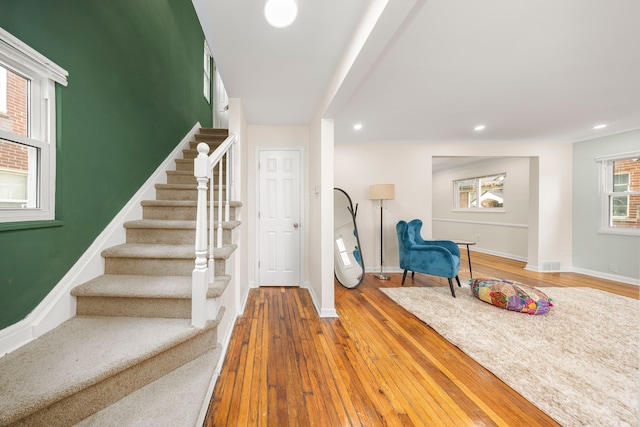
[127,229,194,245]
[126,228,232,245]
[194,135,226,143]
[175,160,195,172]
[105,258,194,276]
[10,327,218,427]
[167,174,196,185]
[174,161,226,174]
[104,258,227,276]
[182,148,225,160]
[76,297,191,318]
[142,206,237,221]
[167,174,225,185]
[213,259,227,275]
[189,140,226,152]
[156,188,223,201]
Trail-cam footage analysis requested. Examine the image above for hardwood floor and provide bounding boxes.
[205,252,639,426]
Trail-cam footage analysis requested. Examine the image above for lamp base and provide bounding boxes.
[373,273,391,280]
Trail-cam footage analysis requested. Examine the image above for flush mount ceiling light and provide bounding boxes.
[474,125,486,131]
[353,123,363,130]
[593,124,607,130]
[264,0,298,29]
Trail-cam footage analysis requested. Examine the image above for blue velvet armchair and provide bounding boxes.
[396,219,461,297]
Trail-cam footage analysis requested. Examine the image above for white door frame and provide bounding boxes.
[255,147,305,286]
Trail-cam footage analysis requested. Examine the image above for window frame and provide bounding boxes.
[596,151,640,236]
[453,173,506,212]
[0,27,68,224]
[612,171,630,219]
[203,40,211,103]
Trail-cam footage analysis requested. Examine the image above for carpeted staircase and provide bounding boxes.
[0,128,240,427]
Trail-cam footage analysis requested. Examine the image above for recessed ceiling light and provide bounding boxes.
[474,125,486,131]
[593,124,607,130]
[353,123,363,130]
[264,0,298,29]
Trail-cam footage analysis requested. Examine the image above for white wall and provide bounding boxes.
[573,129,640,284]
[334,141,573,273]
[228,99,249,314]
[432,157,530,260]
[246,125,311,289]
[334,144,430,273]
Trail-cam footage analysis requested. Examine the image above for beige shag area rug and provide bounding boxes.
[380,286,639,427]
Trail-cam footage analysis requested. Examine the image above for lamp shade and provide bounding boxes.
[369,184,395,200]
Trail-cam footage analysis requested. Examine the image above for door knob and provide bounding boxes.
[293,223,299,228]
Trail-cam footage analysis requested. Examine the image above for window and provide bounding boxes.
[454,173,506,210]
[203,40,211,103]
[597,152,640,235]
[612,172,630,218]
[0,27,68,223]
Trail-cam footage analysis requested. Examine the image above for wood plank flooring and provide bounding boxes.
[204,251,639,426]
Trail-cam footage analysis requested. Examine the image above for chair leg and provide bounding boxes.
[401,270,408,286]
[455,275,461,287]
[447,278,456,298]
[411,271,415,279]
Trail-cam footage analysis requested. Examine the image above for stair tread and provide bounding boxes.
[124,219,241,230]
[74,346,221,427]
[155,183,222,189]
[71,274,231,299]
[102,243,237,259]
[0,316,218,425]
[166,169,193,174]
[103,243,194,258]
[125,219,197,229]
[140,200,242,207]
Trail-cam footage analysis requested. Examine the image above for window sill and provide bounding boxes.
[0,219,64,232]
[598,227,640,237]
[453,208,506,213]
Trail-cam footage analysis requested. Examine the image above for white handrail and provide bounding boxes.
[192,132,238,328]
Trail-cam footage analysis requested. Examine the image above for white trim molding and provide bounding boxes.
[572,267,640,287]
[0,28,68,224]
[0,27,68,87]
[305,282,338,318]
[433,217,528,229]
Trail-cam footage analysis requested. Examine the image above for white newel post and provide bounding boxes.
[192,143,210,328]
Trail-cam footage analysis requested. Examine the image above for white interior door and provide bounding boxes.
[212,63,228,128]
[258,150,302,286]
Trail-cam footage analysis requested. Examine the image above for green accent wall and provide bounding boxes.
[0,0,213,329]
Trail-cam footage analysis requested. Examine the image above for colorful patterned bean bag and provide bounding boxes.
[471,278,553,315]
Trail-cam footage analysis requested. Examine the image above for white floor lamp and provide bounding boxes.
[369,184,395,280]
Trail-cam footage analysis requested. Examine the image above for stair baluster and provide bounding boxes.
[192,133,238,328]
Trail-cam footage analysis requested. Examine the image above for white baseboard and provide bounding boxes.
[571,267,640,287]
[197,279,251,425]
[524,264,571,273]
[365,267,403,274]
[0,123,202,357]
[304,281,338,318]
[365,249,638,287]
[470,246,527,263]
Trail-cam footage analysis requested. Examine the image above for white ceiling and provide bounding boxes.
[197,0,640,145]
